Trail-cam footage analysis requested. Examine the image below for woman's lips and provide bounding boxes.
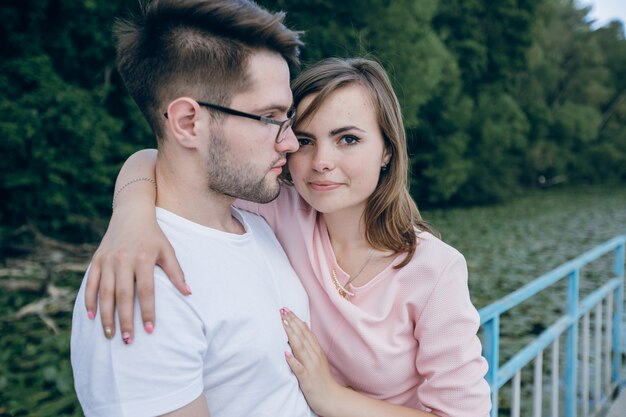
[308,181,342,191]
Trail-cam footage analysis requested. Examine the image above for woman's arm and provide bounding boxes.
[412,253,491,416]
[280,309,439,417]
[85,149,187,343]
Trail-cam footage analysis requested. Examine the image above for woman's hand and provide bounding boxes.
[83,149,188,344]
[280,309,440,417]
[280,308,344,416]
[85,200,188,343]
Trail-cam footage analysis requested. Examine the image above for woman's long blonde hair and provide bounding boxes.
[291,58,434,267]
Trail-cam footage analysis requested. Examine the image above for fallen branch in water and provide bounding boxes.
[0,278,44,292]
[0,224,93,333]
[3,283,75,334]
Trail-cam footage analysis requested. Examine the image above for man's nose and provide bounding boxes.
[276,126,299,153]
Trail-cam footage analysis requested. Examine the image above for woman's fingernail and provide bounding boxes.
[104,327,113,340]
[285,351,292,359]
[185,284,193,295]
[144,321,154,334]
[280,308,287,316]
[122,332,132,345]
[87,310,95,320]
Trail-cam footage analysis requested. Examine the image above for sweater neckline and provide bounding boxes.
[317,215,406,295]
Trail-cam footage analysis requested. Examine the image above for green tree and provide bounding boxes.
[264,0,447,126]
[0,0,151,241]
[431,0,538,203]
[457,90,530,204]
[2,0,625,241]
[514,0,626,185]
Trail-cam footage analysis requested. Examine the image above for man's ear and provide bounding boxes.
[165,98,204,149]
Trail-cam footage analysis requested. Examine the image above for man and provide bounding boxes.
[70,1,313,416]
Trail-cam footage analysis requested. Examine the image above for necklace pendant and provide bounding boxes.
[329,248,374,300]
[331,269,354,299]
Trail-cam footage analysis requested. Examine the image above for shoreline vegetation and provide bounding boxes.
[0,184,624,416]
[425,184,626,308]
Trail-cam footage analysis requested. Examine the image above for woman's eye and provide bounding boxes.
[339,135,360,145]
[297,137,312,146]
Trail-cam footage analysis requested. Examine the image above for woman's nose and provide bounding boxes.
[311,143,335,172]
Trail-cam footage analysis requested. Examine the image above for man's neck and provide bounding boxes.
[155,158,245,235]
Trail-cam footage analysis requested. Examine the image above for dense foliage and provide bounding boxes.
[0,0,151,242]
[1,0,625,241]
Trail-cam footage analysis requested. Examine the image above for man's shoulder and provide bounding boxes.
[70,270,205,417]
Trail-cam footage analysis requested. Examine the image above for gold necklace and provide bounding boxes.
[331,248,375,299]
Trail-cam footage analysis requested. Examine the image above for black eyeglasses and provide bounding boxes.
[164,101,295,143]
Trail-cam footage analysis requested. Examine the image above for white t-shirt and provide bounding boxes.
[71,208,313,417]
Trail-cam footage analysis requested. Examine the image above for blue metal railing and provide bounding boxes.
[479,235,626,417]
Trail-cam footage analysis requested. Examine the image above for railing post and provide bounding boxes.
[566,269,579,417]
[613,242,625,385]
[615,241,625,279]
[483,316,500,417]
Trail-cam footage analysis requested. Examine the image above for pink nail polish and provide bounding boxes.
[122,332,132,345]
[87,310,95,320]
[144,322,154,334]
[280,308,287,316]
[185,284,193,295]
[285,351,292,359]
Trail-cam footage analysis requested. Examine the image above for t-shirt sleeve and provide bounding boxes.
[71,268,206,417]
[413,253,491,417]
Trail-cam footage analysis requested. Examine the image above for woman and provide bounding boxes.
[86,58,490,417]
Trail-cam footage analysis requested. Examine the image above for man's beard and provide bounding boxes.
[206,132,282,203]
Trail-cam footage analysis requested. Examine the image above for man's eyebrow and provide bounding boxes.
[256,103,293,114]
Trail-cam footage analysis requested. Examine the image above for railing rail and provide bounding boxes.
[479,235,626,417]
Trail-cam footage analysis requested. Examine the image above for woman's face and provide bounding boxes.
[288,84,390,217]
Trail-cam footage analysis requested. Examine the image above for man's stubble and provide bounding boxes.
[206,131,282,203]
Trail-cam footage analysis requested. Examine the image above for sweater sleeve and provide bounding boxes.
[233,184,304,232]
[413,253,491,417]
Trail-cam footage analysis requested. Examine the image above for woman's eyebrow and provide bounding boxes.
[295,126,366,138]
[294,129,314,137]
[329,126,366,135]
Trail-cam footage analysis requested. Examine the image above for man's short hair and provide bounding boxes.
[115,0,303,140]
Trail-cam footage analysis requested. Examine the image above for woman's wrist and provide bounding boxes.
[314,382,350,417]
[112,194,158,222]
[112,177,157,211]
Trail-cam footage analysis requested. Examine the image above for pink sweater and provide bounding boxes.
[236,186,491,417]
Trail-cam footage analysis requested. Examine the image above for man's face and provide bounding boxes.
[205,50,298,203]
